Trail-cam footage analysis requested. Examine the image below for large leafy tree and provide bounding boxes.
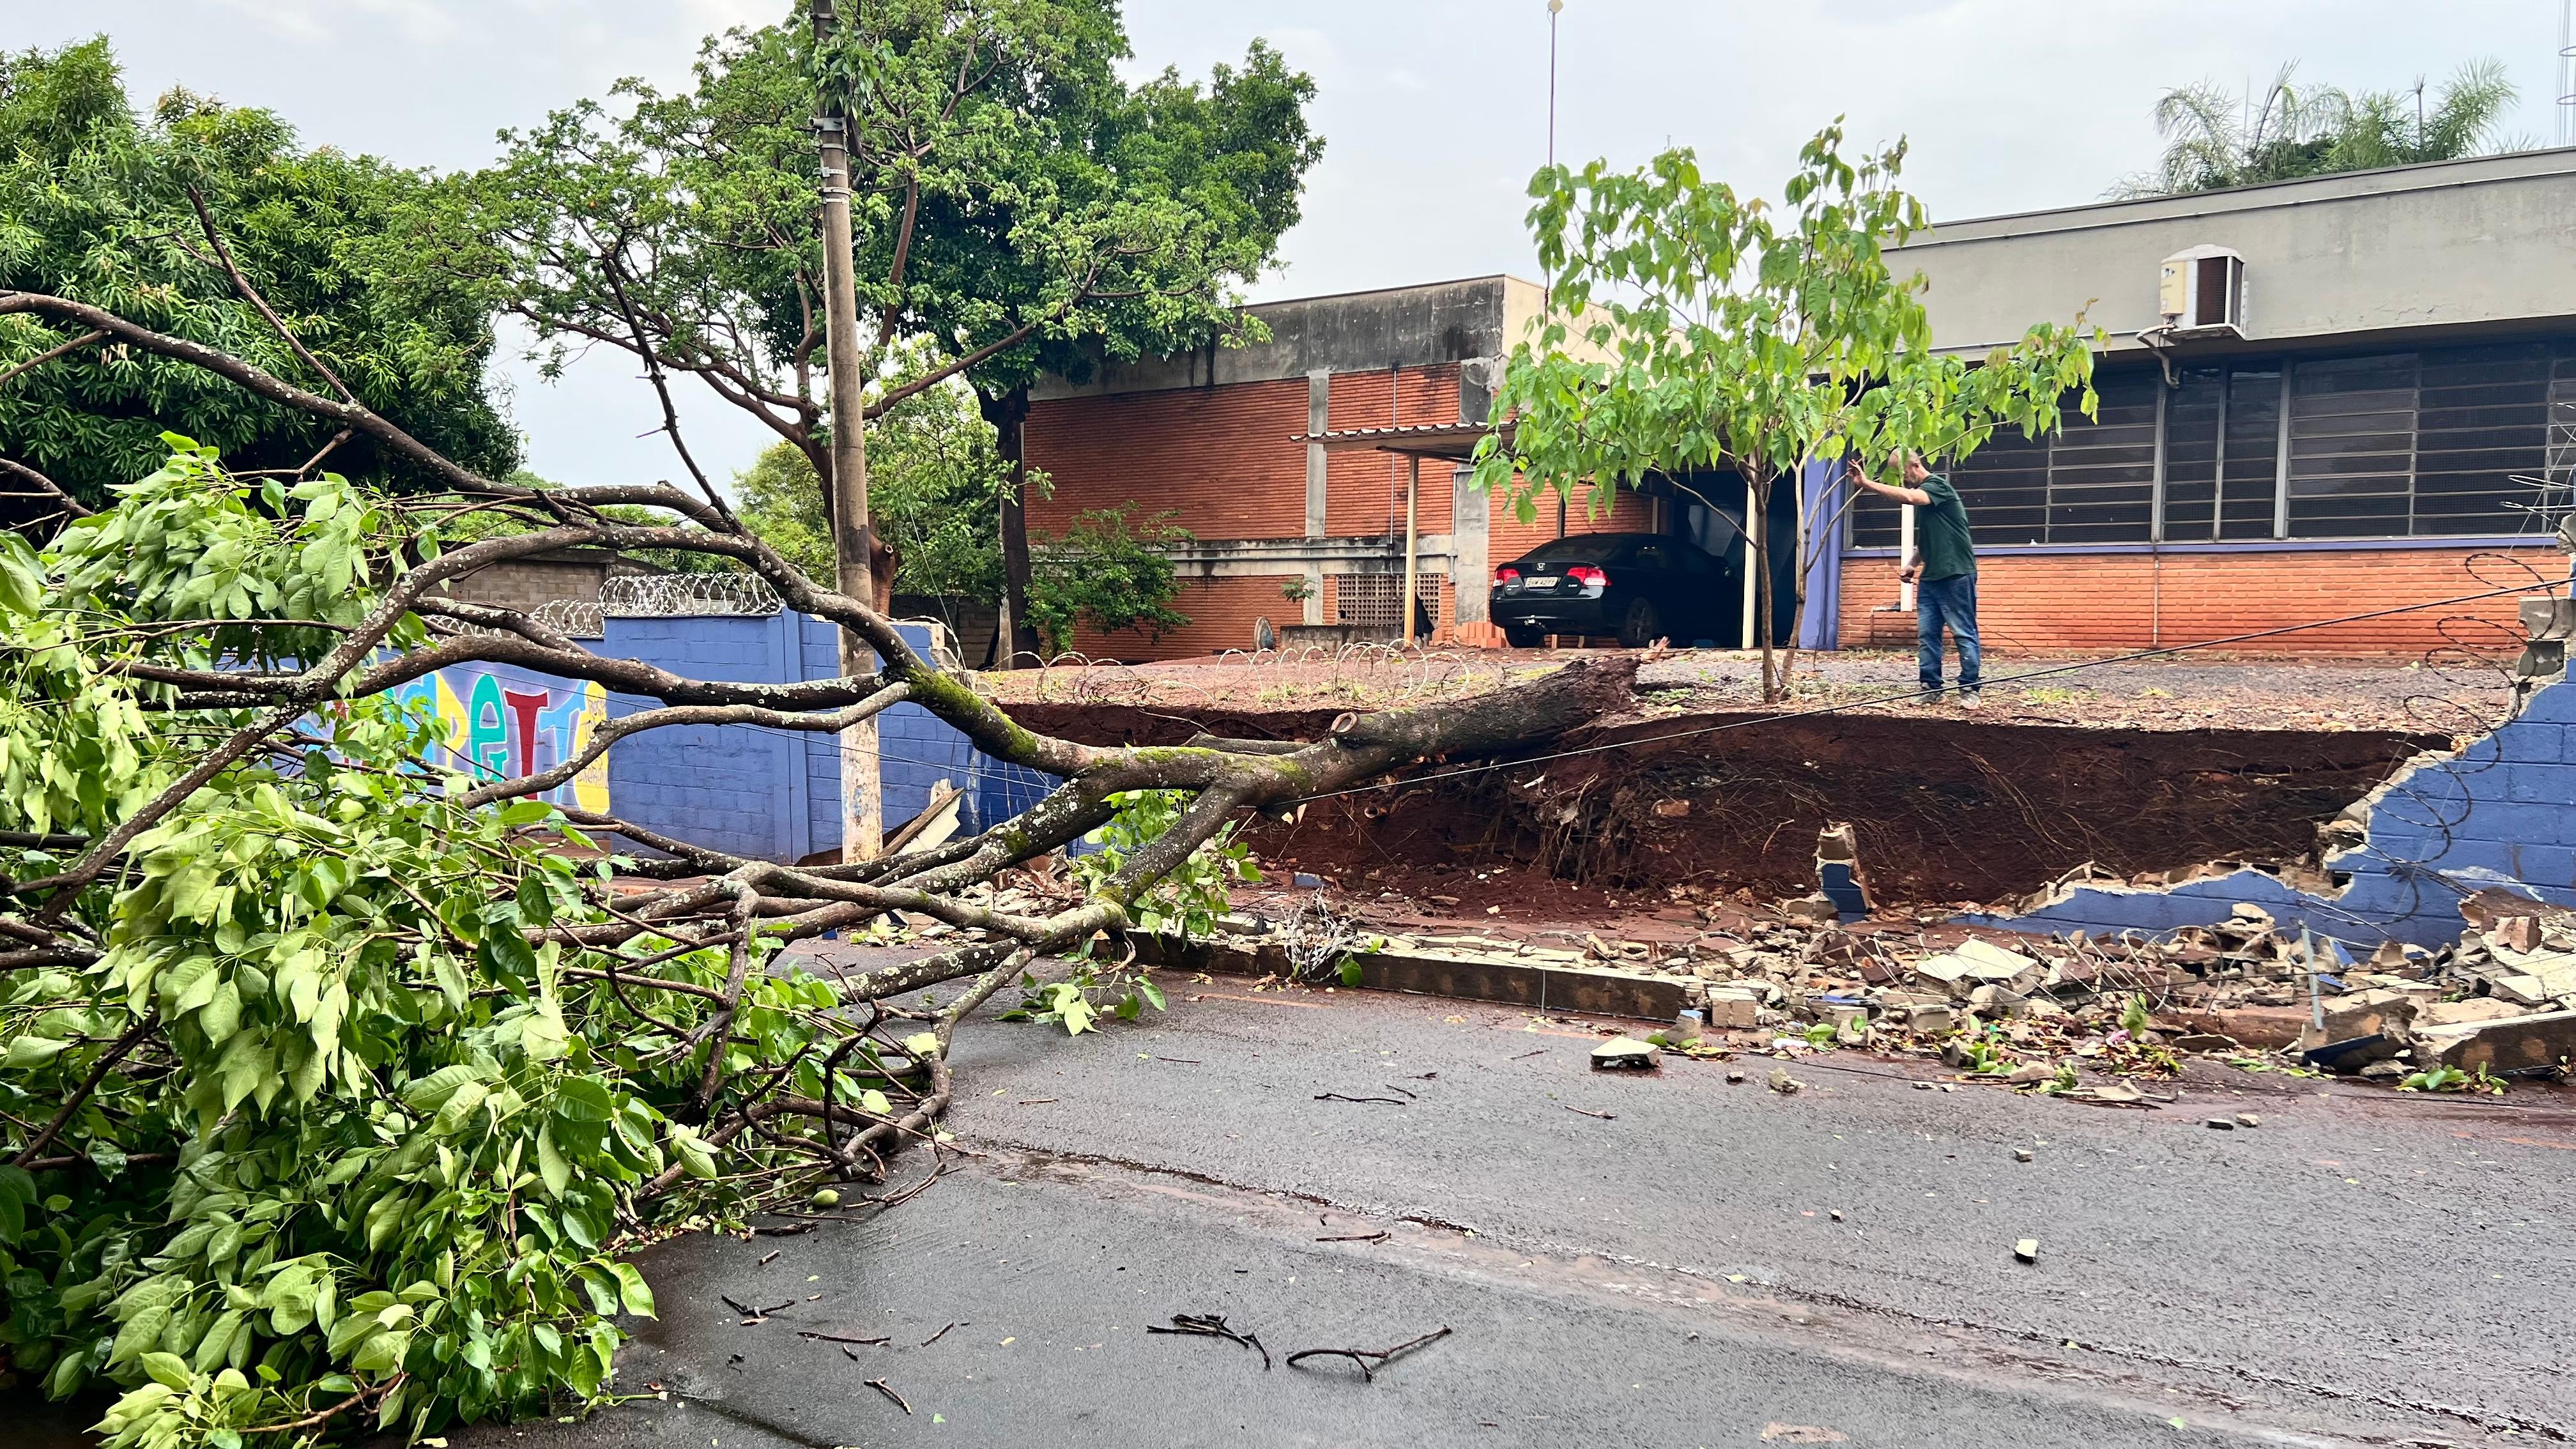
[0,40,516,521]
[427,1,1315,623]
[1473,125,2100,700]
[2113,59,2522,198]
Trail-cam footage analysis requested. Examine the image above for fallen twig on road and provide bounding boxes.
[799,1330,891,1346]
[919,1321,960,1347]
[1316,1232,1390,1243]
[1314,1092,1408,1105]
[1564,1105,1616,1120]
[864,1377,912,1414]
[1285,1325,1453,1383]
[1146,1312,1272,1370]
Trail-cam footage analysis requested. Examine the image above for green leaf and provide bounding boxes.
[4,1034,68,1069]
[140,1350,194,1390]
[610,1261,656,1318]
[1337,958,1363,988]
[536,1122,571,1200]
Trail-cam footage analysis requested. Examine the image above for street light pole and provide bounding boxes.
[1547,0,1563,170]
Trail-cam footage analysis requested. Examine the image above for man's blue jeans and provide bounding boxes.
[1917,572,1982,695]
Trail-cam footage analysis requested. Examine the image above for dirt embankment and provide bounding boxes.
[1013,701,2447,908]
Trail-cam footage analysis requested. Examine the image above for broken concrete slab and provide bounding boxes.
[2417,997,2529,1029]
[1915,937,2043,998]
[2418,1009,2576,1075]
[1591,1037,1662,1070]
[2296,988,2418,1050]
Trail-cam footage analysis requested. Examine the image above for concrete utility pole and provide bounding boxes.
[813,0,883,861]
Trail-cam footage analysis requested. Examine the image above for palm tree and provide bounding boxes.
[2112,59,2522,198]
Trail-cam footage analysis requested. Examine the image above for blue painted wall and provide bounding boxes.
[601,613,1058,862]
[1965,672,2576,948]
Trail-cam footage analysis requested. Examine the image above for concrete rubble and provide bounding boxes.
[899,848,2576,1096]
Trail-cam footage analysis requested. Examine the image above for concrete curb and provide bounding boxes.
[1133,930,1690,1022]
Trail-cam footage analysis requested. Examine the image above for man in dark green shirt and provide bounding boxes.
[1848,450,1981,708]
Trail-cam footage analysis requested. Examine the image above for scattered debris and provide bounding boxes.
[1147,1313,1272,1370]
[799,1331,890,1346]
[755,1250,780,1268]
[1726,1069,1748,1084]
[1314,1092,1410,1105]
[1565,1105,1616,1120]
[919,1321,960,1348]
[1317,1231,1390,1243]
[1590,1037,1662,1070]
[2235,1112,2261,1128]
[721,1295,793,1324]
[2013,1147,2034,1163]
[1768,1066,1804,1095]
[864,1377,913,1414]
[1814,822,1873,919]
[1285,1325,1452,1383]
[2013,1238,2040,1264]
[2205,1117,2235,1131]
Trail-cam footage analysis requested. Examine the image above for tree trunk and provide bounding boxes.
[1749,464,1778,702]
[981,383,1039,668]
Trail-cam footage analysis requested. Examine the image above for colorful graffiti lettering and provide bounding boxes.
[385,666,610,812]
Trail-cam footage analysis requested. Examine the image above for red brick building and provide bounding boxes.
[1025,277,1653,660]
[1030,151,2576,660]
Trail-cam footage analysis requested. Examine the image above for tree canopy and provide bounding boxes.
[427,1,1317,528]
[1474,125,2099,698]
[0,38,516,518]
[2113,59,2523,198]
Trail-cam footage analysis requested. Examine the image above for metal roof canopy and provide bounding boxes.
[1293,420,1509,463]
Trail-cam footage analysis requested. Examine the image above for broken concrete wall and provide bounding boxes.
[1968,671,2576,947]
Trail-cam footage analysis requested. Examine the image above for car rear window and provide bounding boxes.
[1516,535,1630,565]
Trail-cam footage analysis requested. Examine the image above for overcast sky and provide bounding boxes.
[37,1,2573,487]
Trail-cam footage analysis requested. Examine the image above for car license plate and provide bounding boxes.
[1525,576,1558,589]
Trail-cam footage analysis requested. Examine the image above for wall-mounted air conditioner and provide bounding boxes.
[2158,245,2245,337]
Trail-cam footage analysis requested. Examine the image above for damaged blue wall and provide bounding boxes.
[1963,671,2576,949]
[599,613,1055,862]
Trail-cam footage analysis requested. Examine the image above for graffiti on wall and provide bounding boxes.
[385,666,611,811]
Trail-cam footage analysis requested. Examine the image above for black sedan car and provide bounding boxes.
[1489,532,1735,648]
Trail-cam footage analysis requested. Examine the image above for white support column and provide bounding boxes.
[1896,497,1917,613]
[1402,455,1421,645]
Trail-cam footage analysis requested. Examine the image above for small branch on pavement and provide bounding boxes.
[919,1321,960,1347]
[864,1377,912,1414]
[1564,1105,1616,1121]
[1313,1092,1407,1106]
[1146,1313,1271,1370]
[1315,1232,1390,1244]
[1285,1326,1452,1383]
[801,1330,890,1346]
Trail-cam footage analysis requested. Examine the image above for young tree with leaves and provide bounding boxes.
[1472,125,2101,701]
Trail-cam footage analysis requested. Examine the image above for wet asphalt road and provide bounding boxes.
[434,980,2576,1449]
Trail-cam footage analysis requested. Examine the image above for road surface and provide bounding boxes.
[434,979,2572,1449]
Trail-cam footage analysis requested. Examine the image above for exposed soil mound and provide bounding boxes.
[1264,712,2446,905]
[1009,698,2447,907]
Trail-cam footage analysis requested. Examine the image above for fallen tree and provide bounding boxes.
[0,283,1635,1445]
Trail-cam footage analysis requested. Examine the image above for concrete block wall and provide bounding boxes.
[1968,659,2576,947]
[1838,545,2555,656]
[599,613,1052,863]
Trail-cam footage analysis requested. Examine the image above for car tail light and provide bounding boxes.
[1567,565,1609,588]
[1492,565,1520,585]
